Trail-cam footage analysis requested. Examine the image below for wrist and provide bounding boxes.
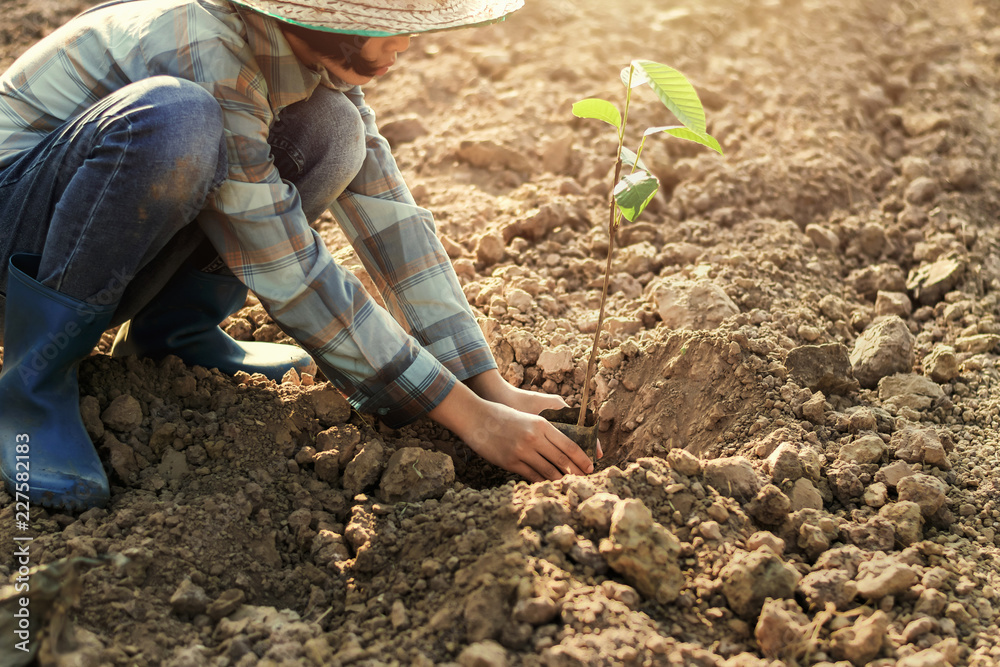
[463,368,510,402]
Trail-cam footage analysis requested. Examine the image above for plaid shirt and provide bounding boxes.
[0,0,495,425]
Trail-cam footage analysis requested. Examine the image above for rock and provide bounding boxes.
[746,484,791,525]
[848,263,906,301]
[80,395,105,439]
[312,530,350,565]
[897,649,949,667]
[646,277,740,330]
[506,330,542,366]
[838,433,885,464]
[788,478,824,512]
[658,242,703,267]
[666,448,701,476]
[617,241,659,277]
[313,450,340,483]
[829,610,890,666]
[576,493,619,534]
[464,585,508,642]
[800,391,827,424]
[512,597,559,625]
[798,568,856,610]
[892,427,951,470]
[170,578,209,616]
[906,257,964,306]
[785,343,859,395]
[702,456,761,503]
[874,290,912,318]
[598,499,683,604]
[846,407,878,433]
[955,333,1000,354]
[875,459,916,488]
[103,433,140,483]
[947,157,978,190]
[519,496,570,530]
[458,640,508,667]
[878,372,945,411]
[720,548,801,618]
[827,464,864,503]
[805,224,840,250]
[541,132,574,174]
[457,139,534,174]
[475,232,506,267]
[699,520,722,541]
[863,481,888,508]
[391,600,409,630]
[315,424,361,453]
[158,448,190,482]
[207,589,246,621]
[342,439,386,495]
[878,501,924,546]
[897,474,948,516]
[850,316,915,389]
[902,111,949,136]
[915,588,948,616]
[755,598,811,659]
[746,532,785,555]
[536,345,575,380]
[379,448,455,503]
[101,394,143,432]
[765,443,803,483]
[842,516,895,551]
[855,559,918,599]
[378,116,428,147]
[797,522,831,559]
[308,385,351,424]
[904,176,939,205]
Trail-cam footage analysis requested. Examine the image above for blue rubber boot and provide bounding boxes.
[0,254,115,510]
[111,266,313,381]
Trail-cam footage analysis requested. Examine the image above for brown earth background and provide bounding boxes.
[2,0,1000,665]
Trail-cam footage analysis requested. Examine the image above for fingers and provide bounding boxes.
[547,427,595,476]
[596,438,604,459]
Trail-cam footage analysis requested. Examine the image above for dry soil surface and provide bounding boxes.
[2,0,1000,665]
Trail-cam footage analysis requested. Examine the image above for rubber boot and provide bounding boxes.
[0,254,115,510]
[111,266,313,381]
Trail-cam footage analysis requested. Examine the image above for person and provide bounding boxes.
[0,0,601,511]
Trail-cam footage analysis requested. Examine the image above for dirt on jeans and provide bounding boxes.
[2,0,1000,665]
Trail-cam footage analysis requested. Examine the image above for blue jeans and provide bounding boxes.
[0,75,363,335]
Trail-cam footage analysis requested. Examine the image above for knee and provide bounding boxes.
[126,77,226,187]
[302,88,366,186]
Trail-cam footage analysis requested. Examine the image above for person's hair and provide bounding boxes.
[280,22,379,76]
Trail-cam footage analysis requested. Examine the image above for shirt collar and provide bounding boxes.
[232,3,327,114]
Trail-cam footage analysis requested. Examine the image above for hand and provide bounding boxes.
[430,381,596,482]
[464,369,603,459]
[465,368,567,414]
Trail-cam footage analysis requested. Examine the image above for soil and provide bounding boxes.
[2,0,1000,665]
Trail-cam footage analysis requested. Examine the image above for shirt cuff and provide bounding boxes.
[318,345,457,429]
[423,323,499,382]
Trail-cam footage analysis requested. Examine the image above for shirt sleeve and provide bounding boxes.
[190,38,456,426]
[328,85,498,381]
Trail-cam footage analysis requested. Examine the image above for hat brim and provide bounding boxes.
[229,0,524,36]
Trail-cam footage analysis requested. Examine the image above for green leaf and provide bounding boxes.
[572,98,621,129]
[620,64,649,89]
[633,60,708,134]
[613,170,659,222]
[620,146,649,171]
[645,125,724,154]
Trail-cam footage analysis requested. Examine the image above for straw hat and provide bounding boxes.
[228,0,525,36]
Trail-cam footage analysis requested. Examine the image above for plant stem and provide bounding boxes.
[577,64,635,429]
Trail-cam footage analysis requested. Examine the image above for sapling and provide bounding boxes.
[571,60,723,431]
